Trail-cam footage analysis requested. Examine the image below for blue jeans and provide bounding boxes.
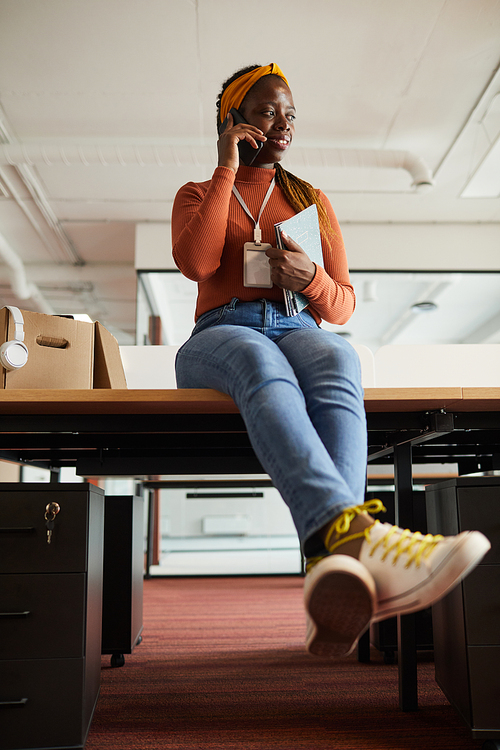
[175,298,367,556]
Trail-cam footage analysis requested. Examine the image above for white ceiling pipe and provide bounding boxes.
[0,231,55,313]
[0,164,76,265]
[288,148,435,191]
[27,283,56,315]
[401,152,435,192]
[0,231,33,299]
[0,143,435,190]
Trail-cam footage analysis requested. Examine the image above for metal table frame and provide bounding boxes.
[1,387,499,712]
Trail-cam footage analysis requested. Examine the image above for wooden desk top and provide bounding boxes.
[362,387,463,412]
[0,386,498,415]
[0,389,238,415]
[453,387,500,411]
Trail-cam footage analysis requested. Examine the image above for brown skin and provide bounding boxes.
[217,76,316,293]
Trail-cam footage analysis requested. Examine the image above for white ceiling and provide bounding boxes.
[0,0,499,348]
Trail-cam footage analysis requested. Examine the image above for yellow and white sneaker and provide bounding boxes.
[304,499,491,656]
[304,553,376,658]
[359,521,491,622]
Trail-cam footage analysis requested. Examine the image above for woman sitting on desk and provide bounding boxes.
[171,63,489,658]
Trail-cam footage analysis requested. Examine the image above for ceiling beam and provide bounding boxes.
[461,310,500,344]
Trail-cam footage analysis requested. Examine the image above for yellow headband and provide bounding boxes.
[219,63,289,124]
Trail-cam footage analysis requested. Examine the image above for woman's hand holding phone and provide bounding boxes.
[217,111,266,173]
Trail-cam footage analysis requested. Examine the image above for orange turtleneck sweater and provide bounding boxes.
[171,165,355,325]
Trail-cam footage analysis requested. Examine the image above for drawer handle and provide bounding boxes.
[0,527,35,533]
[0,698,28,708]
[0,611,31,619]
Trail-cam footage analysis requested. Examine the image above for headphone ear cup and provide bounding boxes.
[0,340,29,370]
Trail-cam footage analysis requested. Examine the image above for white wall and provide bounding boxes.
[342,223,500,270]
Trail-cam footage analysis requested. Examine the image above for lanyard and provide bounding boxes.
[232,178,275,245]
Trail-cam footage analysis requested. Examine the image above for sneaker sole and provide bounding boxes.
[304,555,376,659]
[372,530,491,623]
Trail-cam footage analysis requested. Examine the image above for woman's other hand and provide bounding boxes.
[217,112,266,174]
[266,232,316,291]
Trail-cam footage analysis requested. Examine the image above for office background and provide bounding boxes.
[0,0,499,351]
[0,0,499,575]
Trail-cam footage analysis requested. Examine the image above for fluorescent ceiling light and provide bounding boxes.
[461,132,500,198]
[461,93,500,198]
[411,301,438,314]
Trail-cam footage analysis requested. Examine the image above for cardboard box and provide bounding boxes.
[0,308,127,389]
[93,322,128,389]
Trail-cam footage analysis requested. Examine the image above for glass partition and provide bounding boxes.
[137,270,500,351]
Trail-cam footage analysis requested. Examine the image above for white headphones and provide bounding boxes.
[0,306,29,370]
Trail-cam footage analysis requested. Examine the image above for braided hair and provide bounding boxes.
[216,65,335,242]
[273,163,335,242]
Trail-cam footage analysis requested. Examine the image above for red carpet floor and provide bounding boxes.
[86,576,482,750]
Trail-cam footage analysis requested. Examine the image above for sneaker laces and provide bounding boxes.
[367,525,444,568]
[306,499,386,573]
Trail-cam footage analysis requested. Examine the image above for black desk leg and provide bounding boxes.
[357,629,371,662]
[394,441,418,711]
[145,488,155,579]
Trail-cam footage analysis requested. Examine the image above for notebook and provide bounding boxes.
[274,204,323,316]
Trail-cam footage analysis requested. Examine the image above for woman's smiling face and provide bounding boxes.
[239,75,296,168]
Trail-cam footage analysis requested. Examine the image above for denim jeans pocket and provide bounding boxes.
[192,304,228,335]
[297,310,319,329]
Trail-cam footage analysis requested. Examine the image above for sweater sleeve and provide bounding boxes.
[171,167,236,281]
[301,190,356,325]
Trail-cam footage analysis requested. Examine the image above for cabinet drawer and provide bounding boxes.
[463,565,500,645]
[0,574,85,659]
[0,657,97,750]
[457,488,500,564]
[0,483,104,573]
[425,479,500,565]
[467,645,500,732]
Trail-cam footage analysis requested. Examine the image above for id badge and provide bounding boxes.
[243,242,273,288]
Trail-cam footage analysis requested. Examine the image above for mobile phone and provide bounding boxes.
[218,107,263,166]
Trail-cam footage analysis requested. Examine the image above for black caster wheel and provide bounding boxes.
[481,742,500,750]
[110,653,125,668]
[136,636,143,646]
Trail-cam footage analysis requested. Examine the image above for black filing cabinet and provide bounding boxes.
[0,483,104,750]
[426,477,500,742]
[101,494,144,667]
